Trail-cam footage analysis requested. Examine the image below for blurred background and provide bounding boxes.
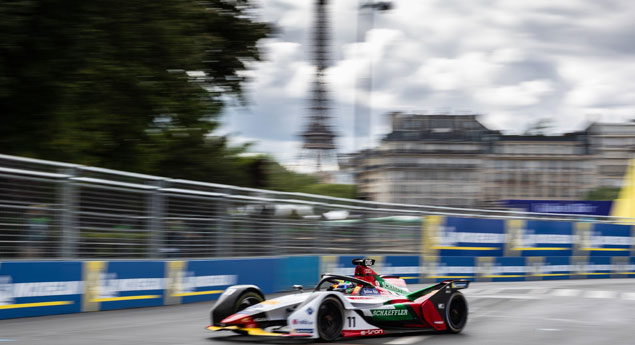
[1,1,635,342]
[1,0,635,259]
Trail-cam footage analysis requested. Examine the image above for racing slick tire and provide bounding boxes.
[317,296,345,342]
[445,291,468,333]
[210,286,265,326]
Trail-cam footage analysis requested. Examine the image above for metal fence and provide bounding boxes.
[0,154,629,259]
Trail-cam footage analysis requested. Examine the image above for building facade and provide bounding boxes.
[355,113,634,208]
[587,122,635,188]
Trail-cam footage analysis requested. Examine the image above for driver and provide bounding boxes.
[330,281,356,294]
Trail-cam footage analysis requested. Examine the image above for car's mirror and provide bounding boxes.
[292,284,304,292]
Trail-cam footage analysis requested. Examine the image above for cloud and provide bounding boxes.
[221,0,635,164]
[475,80,556,107]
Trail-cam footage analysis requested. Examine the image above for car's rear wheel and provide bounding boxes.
[445,291,468,333]
[317,296,344,341]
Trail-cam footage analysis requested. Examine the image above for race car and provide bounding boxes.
[206,258,469,341]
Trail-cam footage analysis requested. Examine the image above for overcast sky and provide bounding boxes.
[220,0,635,165]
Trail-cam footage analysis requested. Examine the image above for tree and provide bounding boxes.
[0,0,270,186]
[264,161,356,199]
[301,183,356,199]
[585,187,620,201]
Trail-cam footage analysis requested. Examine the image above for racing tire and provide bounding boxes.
[234,291,264,313]
[445,291,468,333]
[210,286,265,326]
[316,296,344,342]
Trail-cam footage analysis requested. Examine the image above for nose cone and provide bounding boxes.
[220,313,250,325]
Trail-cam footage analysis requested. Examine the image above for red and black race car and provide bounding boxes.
[207,258,469,341]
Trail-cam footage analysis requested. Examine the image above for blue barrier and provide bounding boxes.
[99,261,165,311]
[520,220,574,257]
[427,216,633,258]
[541,256,571,280]
[491,257,526,282]
[0,261,82,319]
[587,256,612,279]
[434,256,476,280]
[586,224,631,256]
[1,254,634,320]
[438,217,505,257]
[274,256,320,292]
[383,255,421,284]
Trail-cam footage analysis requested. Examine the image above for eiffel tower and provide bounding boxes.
[300,0,337,172]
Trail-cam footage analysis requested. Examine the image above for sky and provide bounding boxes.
[220,0,635,166]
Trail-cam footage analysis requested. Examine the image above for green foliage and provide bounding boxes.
[264,161,356,198]
[300,184,356,199]
[585,187,621,201]
[266,162,319,192]
[0,0,270,186]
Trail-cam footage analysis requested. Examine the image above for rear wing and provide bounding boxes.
[407,279,470,301]
[444,280,470,290]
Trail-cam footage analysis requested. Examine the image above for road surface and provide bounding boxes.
[1,279,634,344]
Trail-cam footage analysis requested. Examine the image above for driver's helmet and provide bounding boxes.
[332,281,356,294]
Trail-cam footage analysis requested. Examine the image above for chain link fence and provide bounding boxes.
[0,154,628,259]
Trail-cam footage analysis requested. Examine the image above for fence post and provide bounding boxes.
[147,179,165,258]
[215,188,231,258]
[59,167,78,258]
[317,206,330,255]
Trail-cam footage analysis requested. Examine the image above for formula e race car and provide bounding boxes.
[206,258,469,341]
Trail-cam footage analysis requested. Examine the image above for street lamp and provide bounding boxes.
[351,1,392,201]
[353,1,393,153]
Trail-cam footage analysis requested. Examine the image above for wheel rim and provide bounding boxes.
[237,296,261,312]
[318,299,343,340]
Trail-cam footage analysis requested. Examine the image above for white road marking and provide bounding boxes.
[530,288,550,294]
[621,292,635,300]
[585,290,617,299]
[551,289,580,297]
[475,314,599,326]
[545,317,598,325]
[537,328,561,332]
[386,336,429,344]
[469,294,539,300]
[463,289,486,295]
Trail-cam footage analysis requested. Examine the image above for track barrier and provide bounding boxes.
[1,254,634,320]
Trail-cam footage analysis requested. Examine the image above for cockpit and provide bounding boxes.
[313,275,381,296]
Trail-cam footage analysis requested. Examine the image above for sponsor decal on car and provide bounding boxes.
[371,309,408,317]
[292,319,313,325]
[360,329,385,336]
[295,328,314,334]
[306,307,314,315]
[360,287,380,295]
[369,306,415,321]
[341,329,385,337]
[377,279,408,295]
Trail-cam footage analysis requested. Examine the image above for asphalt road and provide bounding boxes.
[1,279,635,345]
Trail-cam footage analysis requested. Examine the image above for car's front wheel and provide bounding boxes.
[317,296,344,341]
[210,286,264,326]
[234,291,263,312]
